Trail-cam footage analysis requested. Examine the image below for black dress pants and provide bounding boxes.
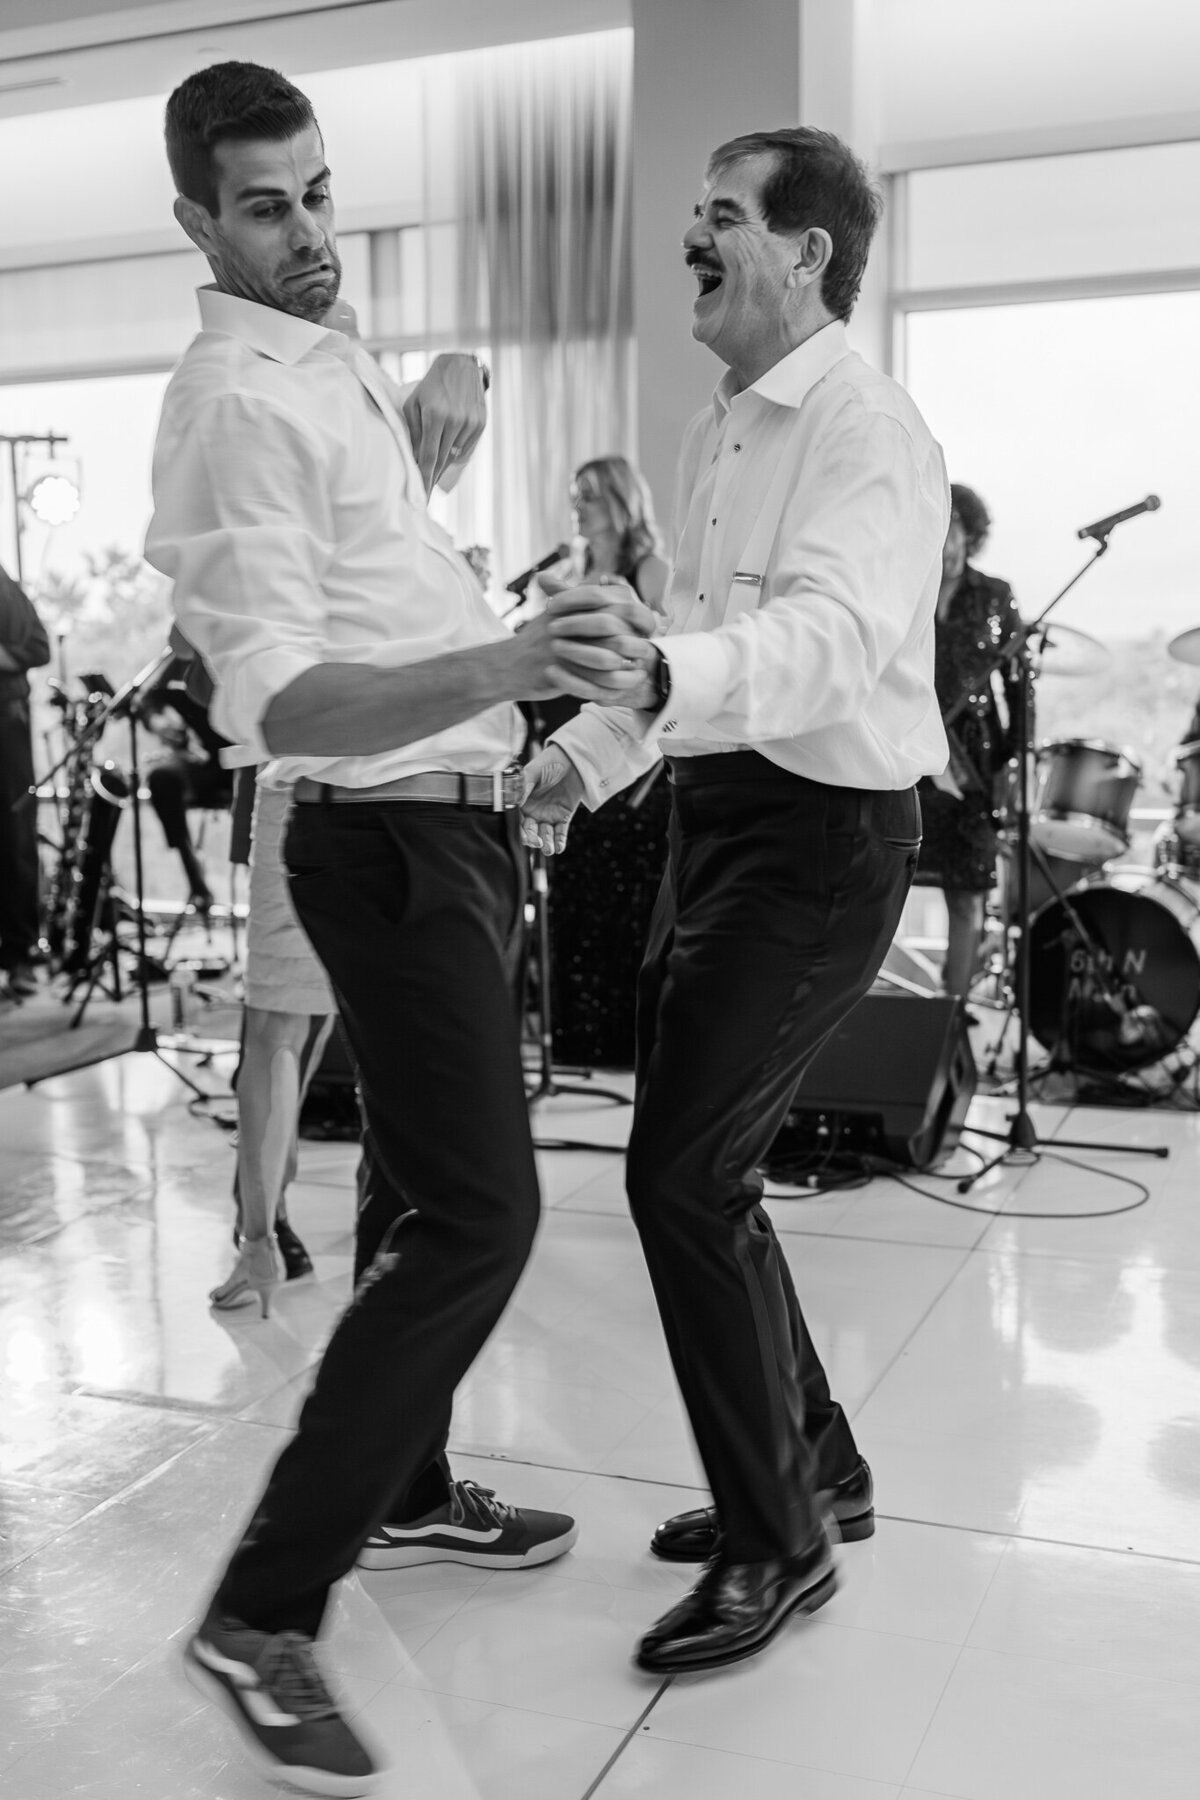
[215,800,539,1636]
[627,754,921,1563]
[0,693,40,969]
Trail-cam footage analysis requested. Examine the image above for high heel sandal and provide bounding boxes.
[230,1216,313,1281]
[209,1236,281,1318]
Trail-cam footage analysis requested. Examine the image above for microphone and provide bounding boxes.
[1077,495,1161,542]
[504,543,570,597]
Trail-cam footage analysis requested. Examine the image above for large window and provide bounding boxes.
[895,142,1200,811]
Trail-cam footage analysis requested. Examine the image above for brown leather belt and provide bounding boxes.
[292,767,524,810]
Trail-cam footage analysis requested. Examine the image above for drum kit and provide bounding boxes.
[991,624,1200,1076]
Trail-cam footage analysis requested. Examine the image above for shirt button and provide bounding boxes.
[733,443,742,452]
[711,518,717,526]
[698,593,705,603]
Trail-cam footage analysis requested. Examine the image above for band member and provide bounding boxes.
[140,656,233,912]
[523,126,949,1673]
[145,61,647,1795]
[528,456,672,1067]
[0,559,50,998]
[917,484,1021,996]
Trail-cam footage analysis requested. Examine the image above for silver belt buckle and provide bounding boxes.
[497,763,523,810]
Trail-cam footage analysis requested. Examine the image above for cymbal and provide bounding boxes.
[1168,626,1200,667]
[1031,622,1111,678]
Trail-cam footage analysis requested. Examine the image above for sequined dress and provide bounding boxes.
[529,554,670,1069]
[917,566,1021,894]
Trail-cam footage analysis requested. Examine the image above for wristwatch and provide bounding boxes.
[652,647,672,709]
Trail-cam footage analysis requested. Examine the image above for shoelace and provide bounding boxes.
[452,1479,519,1529]
[255,1630,339,1721]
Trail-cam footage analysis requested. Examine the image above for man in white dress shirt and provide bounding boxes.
[145,62,646,1795]
[523,127,950,1674]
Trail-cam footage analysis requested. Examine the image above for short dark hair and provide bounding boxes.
[707,127,882,320]
[165,61,318,215]
[950,483,991,558]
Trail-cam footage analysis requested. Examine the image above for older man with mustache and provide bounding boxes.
[524,126,949,1675]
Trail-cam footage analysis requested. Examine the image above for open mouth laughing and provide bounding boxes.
[687,252,723,299]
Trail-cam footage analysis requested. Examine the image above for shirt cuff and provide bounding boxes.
[646,632,734,747]
[550,708,660,810]
[211,645,321,762]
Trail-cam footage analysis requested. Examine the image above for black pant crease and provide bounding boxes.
[215,801,537,1637]
[627,755,920,1564]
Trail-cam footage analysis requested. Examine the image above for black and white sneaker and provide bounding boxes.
[357,1478,578,1571]
[183,1612,382,1797]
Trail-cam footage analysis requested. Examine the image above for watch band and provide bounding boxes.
[653,647,672,708]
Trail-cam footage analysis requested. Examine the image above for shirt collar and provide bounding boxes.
[714,319,851,418]
[196,285,339,365]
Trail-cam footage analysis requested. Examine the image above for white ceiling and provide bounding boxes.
[0,0,629,116]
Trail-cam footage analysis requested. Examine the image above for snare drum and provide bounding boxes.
[1031,739,1141,862]
[1173,740,1200,846]
[1027,867,1200,1069]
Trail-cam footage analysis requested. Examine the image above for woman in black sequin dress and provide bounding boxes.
[917,485,1022,996]
[527,456,671,1066]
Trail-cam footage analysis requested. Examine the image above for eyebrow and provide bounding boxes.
[234,166,332,203]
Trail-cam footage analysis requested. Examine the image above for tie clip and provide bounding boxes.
[732,571,763,587]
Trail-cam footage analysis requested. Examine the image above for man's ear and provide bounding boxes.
[174,193,218,256]
[785,226,833,292]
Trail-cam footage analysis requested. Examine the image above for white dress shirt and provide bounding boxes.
[552,320,950,806]
[144,287,522,787]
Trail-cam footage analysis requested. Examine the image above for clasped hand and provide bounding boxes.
[520,584,659,855]
[539,581,661,710]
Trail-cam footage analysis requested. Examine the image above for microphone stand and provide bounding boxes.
[520,701,629,1113]
[957,534,1168,1189]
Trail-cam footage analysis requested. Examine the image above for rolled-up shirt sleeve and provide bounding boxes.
[144,390,333,759]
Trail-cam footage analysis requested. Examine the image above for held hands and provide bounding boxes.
[539,585,661,711]
[521,744,585,855]
[402,353,488,494]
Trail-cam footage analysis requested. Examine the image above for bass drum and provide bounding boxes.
[1027,869,1200,1070]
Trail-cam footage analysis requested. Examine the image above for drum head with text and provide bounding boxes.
[1028,885,1200,1070]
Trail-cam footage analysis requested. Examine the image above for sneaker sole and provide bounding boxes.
[357,1521,578,1571]
[182,1640,383,1798]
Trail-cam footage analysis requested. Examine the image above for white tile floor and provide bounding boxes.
[2,1048,1200,1796]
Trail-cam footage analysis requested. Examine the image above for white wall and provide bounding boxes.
[631,0,802,533]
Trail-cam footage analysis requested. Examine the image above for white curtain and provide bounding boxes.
[454,30,635,590]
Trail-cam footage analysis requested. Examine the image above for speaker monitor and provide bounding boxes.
[771,991,977,1172]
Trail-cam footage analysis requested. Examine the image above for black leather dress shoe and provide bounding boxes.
[649,1458,874,1562]
[636,1537,836,1673]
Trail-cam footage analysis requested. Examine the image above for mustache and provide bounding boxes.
[684,249,721,274]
